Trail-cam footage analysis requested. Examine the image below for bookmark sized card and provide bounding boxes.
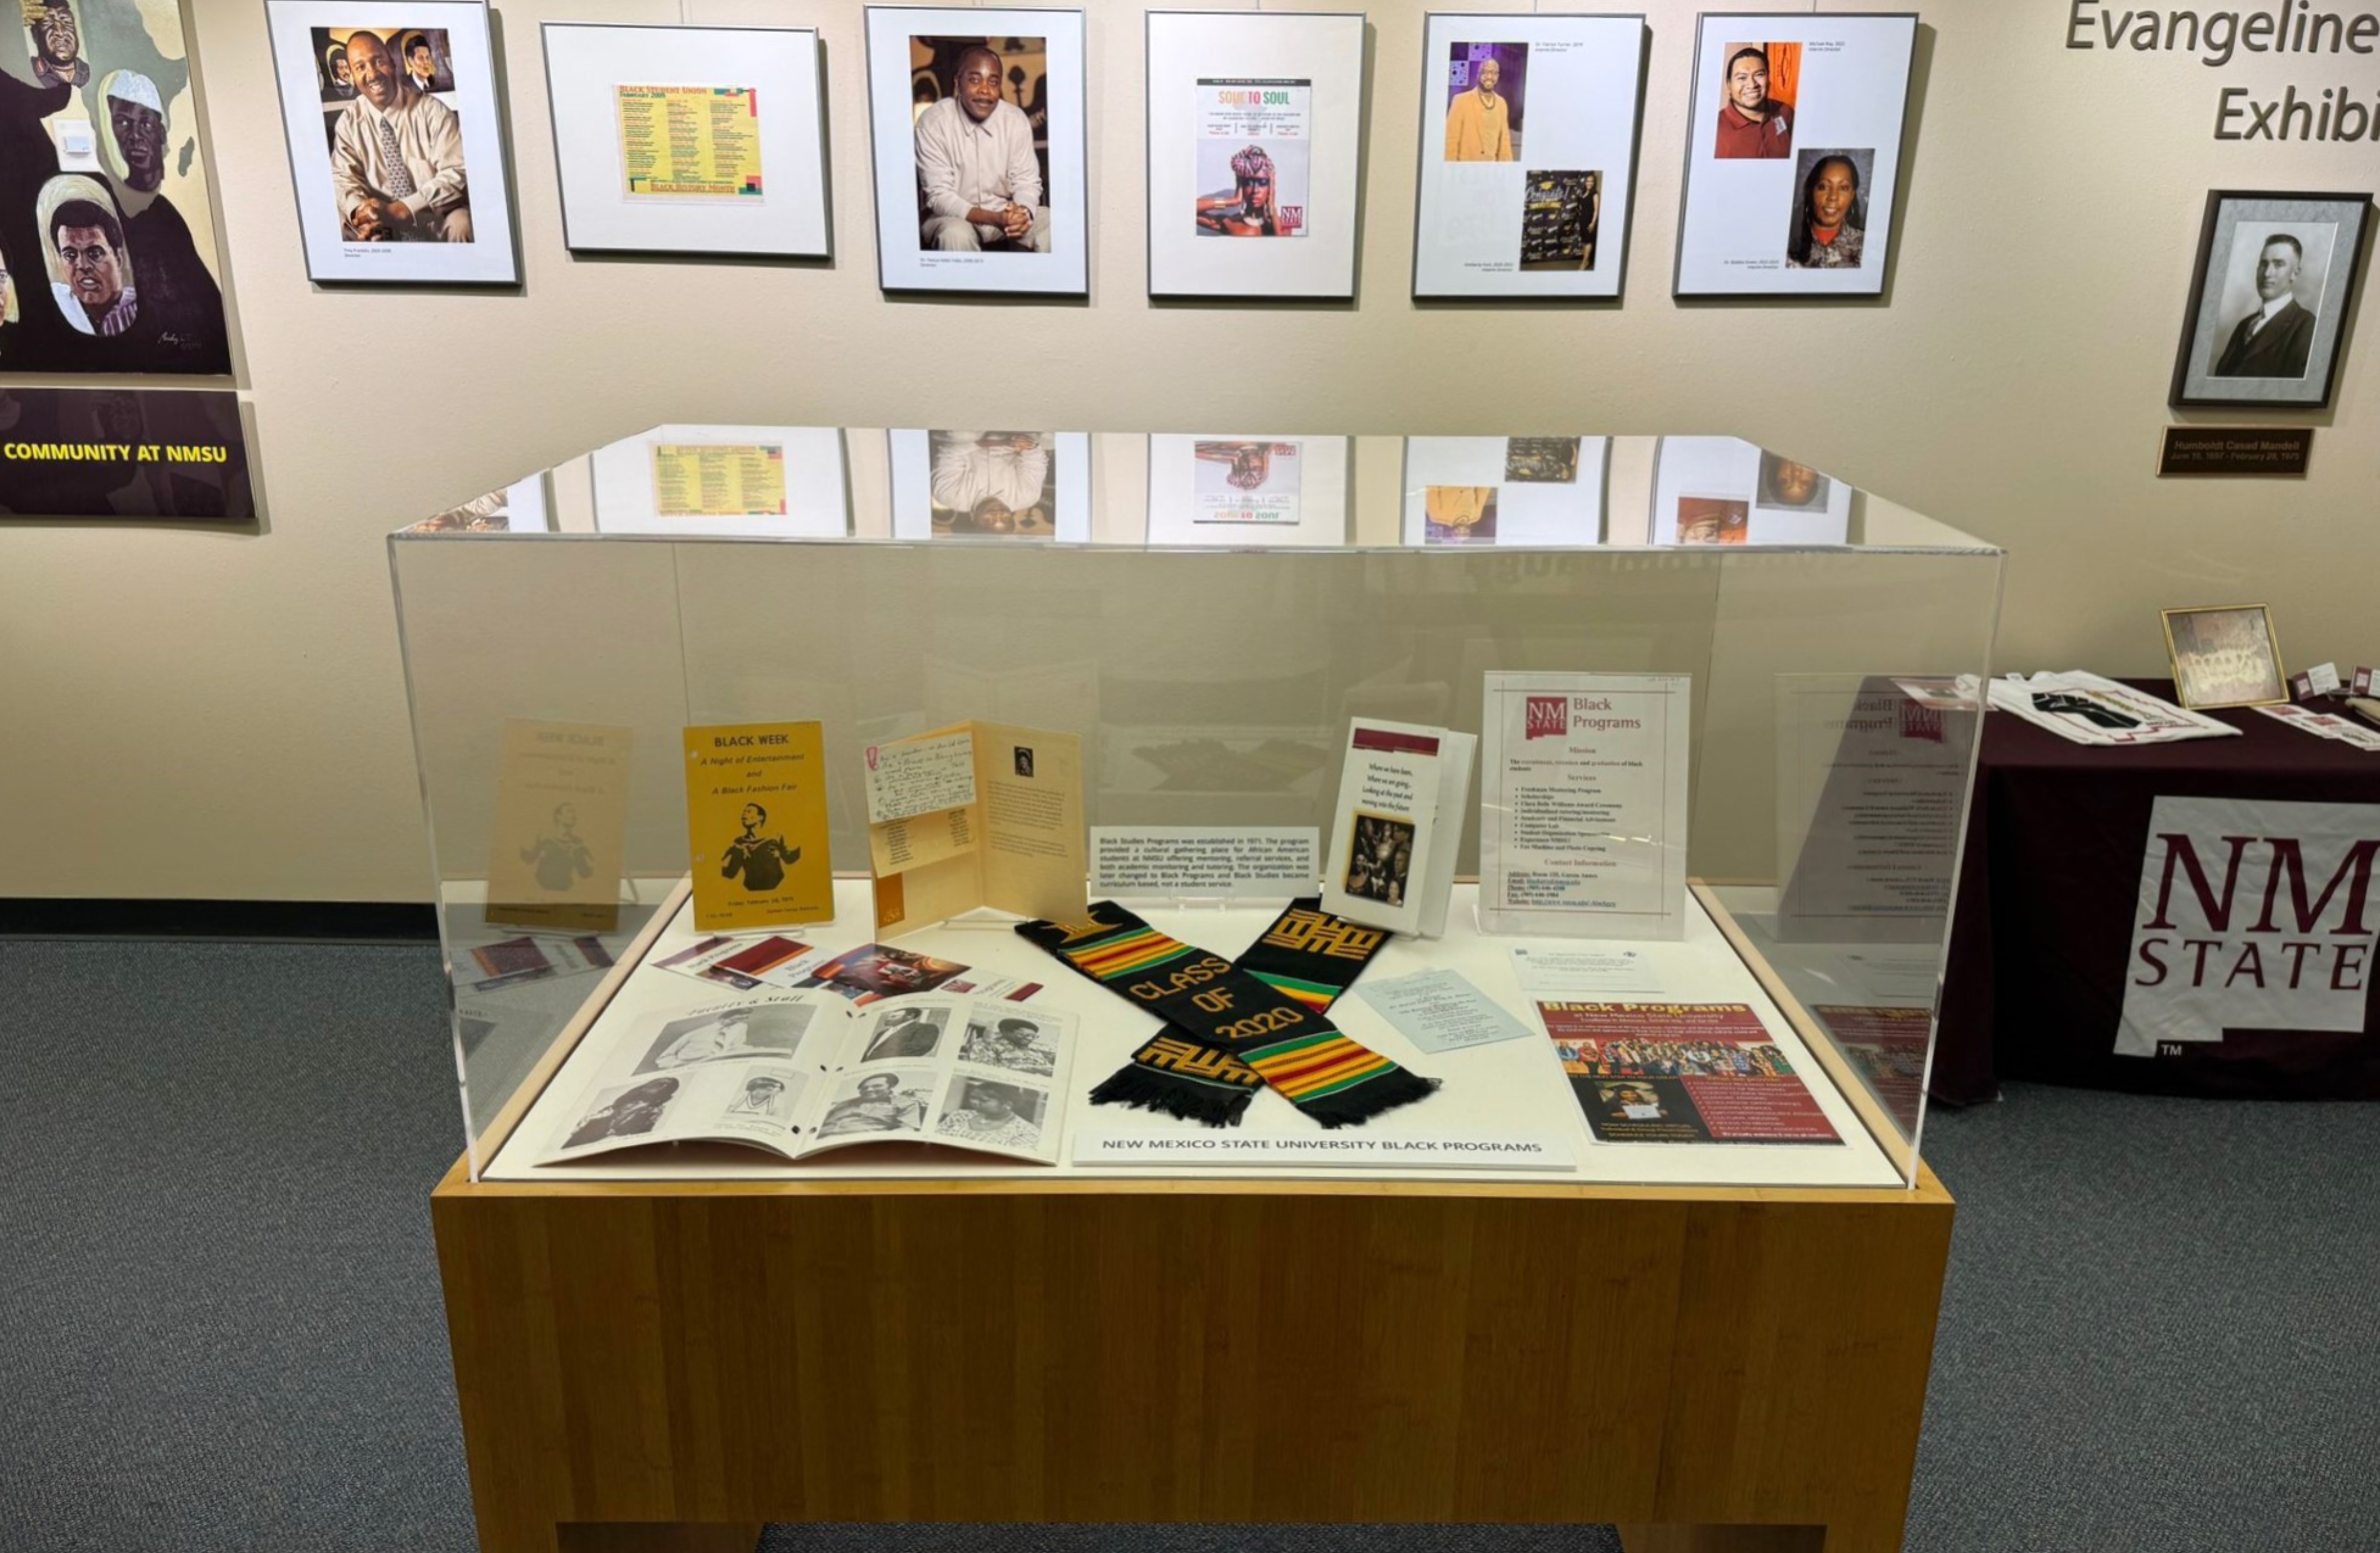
[484,718,633,932]
[1322,718,1475,938]
[682,721,835,932]
[866,721,1087,934]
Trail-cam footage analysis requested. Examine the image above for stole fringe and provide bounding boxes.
[1291,1068,1442,1130]
[1087,1063,1255,1128]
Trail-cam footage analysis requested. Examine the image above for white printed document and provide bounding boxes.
[1479,673,1691,939]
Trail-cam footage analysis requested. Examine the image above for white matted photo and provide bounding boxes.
[591,424,851,537]
[264,0,519,284]
[887,430,1092,540]
[1412,14,1647,299]
[1400,437,1610,545]
[1146,433,1350,546]
[1651,436,1850,545]
[1672,13,1916,298]
[541,23,830,259]
[2169,192,2372,409]
[1146,10,1365,300]
[862,7,1087,295]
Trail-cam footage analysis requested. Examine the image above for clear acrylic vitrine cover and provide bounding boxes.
[392,426,1999,1189]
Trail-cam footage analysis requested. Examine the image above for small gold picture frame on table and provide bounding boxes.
[2161,603,2289,709]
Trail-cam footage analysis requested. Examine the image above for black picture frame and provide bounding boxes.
[1143,9,1368,303]
[861,5,1090,299]
[1405,13,1651,304]
[539,23,835,262]
[2168,189,2374,410]
[1670,11,1920,301]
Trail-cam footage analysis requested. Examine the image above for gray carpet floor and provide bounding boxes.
[4,940,2377,1552]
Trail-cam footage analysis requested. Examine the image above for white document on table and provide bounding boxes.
[1479,673,1691,939]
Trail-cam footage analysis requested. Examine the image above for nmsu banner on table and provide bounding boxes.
[2120,797,2379,1055]
[0,389,252,522]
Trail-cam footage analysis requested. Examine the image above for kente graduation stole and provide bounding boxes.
[1016,900,1436,1129]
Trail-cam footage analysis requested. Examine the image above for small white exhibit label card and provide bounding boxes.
[1074,1130,1576,1171]
[1090,826,1320,895]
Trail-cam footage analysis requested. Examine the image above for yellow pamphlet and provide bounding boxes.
[683,721,834,932]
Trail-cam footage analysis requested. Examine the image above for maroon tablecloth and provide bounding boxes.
[1935,681,2380,1103]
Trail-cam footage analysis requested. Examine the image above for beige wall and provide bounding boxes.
[4,0,2375,902]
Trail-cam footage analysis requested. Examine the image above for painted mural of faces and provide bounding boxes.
[104,73,170,193]
[36,0,80,69]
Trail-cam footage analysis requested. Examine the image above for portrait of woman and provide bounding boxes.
[1784,149,1870,269]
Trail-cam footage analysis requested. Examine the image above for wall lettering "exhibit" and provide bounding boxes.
[2066,0,2380,140]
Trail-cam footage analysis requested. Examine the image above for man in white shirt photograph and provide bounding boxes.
[912,42,1049,254]
[929,430,1053,534]
[329,29,472,243]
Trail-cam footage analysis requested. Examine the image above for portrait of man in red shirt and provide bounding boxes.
[1712,43,1794,160]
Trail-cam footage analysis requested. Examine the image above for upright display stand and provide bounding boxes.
[435,1153,1950,1553]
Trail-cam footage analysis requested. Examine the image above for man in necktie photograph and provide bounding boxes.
[328,28,472,242]
[2211,232,2317,379]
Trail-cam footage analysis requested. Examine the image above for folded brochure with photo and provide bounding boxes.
[543,989,1079,1167]
[864,720,1088,934]
[1320,717,1476,938]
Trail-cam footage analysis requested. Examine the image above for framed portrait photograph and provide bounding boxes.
[1410,14,1647,300]
[264,0,520,284]
[2,0,235,374]
[1146,10,1365,301]
[2162,604,2288,711]
[1399,436,1610,545]
[1145,433,1350,546]
[886,429,1092,540]
[861,7,1087,296]
[1672,13,1917,299]
[2169,192,2372,409]
[541,24,830,259]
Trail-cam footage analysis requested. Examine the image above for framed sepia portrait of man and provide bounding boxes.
[2169,190,2372,409]
[2161,603,2288,711]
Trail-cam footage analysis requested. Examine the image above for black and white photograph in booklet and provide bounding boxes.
[934,1077,1047,1148]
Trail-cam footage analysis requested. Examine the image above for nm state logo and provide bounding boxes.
[1525,696,1568,740]
[2119,797,2380,1055]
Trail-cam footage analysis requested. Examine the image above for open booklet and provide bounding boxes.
[542,990,1079,1167]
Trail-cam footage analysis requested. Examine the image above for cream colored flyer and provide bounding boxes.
[485,718,633,932]
[616,83,766,199]
[651,443,787,517]
[866,722,1087,935]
